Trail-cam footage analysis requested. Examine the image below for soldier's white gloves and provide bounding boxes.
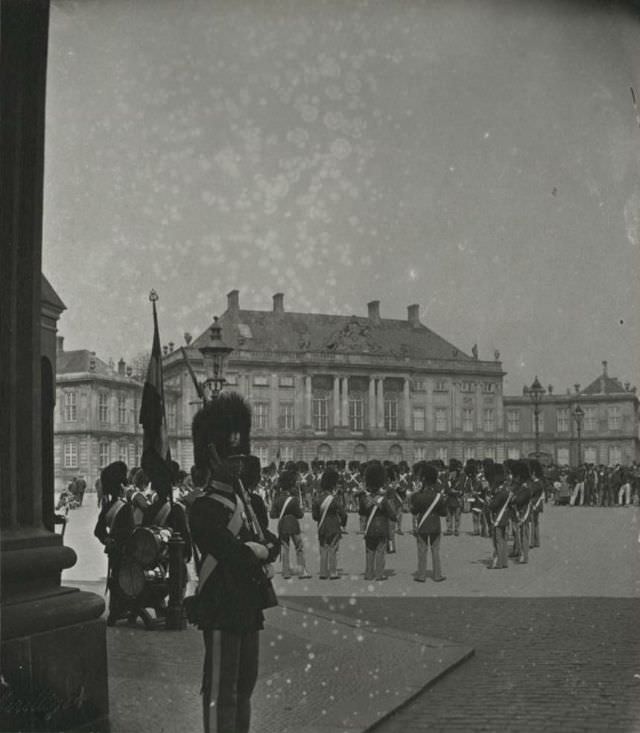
[245,541,269,561]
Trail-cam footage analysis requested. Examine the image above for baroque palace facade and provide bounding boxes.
[53,290,640,488]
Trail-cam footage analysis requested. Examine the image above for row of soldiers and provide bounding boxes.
[265,456,548,581]
[558,463,639,507]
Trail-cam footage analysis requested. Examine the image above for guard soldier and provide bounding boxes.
[529,459,545,549]
[487,463,511,569]
[269,469,311,579]
[187,392,280,733]
[444,459,464,536]
[511,460,533,564]
[410,462,447,582]
[312,467,347,579]
[359,462,396,581]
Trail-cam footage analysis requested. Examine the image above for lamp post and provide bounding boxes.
[573,404,584,467]
[527,376,545,458]
[198,316,234,403]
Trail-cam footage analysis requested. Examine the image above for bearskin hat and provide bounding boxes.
[511,460,531,482]
[449,458,463,473]
[321,467,340,492]
[464,459,478,477]
[385,463,399,481]
[297,460,310,473]
[348,460,360,472]
[528,458,543,479]
[141,448,173,495]
[416,462,438,485]
[364,461,386,490]
[101,461,128,496]
[337,459,346,470]
[278,469,297,493]
[485,462,506,488]
[192,392,251,469]
[243,455,262,490]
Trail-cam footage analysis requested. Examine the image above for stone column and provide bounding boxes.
[368,377,376,429]
[377,378,385,429]
[294,374,304,431]
[341,377,349,427]
[304,375,312,426]
[1,4,107,729]
[333,375,340,428]
[270,372,279,431]
[403,378,411,431]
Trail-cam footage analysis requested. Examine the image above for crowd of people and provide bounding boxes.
[548,463,640,507]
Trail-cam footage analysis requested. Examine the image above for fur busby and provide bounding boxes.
[385,464,399,482]
[141,448,173,495]
[449,458,463,473]
[192,392,251,469]
[348,460,360,472]
[133,468,148,490]
[243,455,262,489]
[101,461,128,497]
[528,458,543,479]
[321,467,340,492]
[511,460,531,482]
[364,462,386,491]
[279,469,298,493]
[297,460,310,473]
[485,462,506,488]
[416,462,439,486]
[464,459,478,477]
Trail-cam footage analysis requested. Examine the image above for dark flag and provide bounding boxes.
[139,290,170,463]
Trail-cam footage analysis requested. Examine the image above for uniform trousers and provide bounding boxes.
[445,507,461,535]
[491,526,509,568]
[570,481,585,506]
[518,521,530,563]
[318,533,340,578]
[364,536,386,580]
[202,629,259,733]
[280,533,306,577]
[530,514,541,548]
[618,483,631,506]
[415,533,443,580]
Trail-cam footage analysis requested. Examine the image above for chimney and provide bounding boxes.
[184,332,192,345]
[548,385,553,395]
[602,360,608,377]
[227,289,239,314]
[118,358,126,376]
[574,383,580,394]
[168,341,174,352]
[126,365,133,378]
[273,292,284,313]
[56,335,64,354]
[367,300,381,325]
[163,345,168,356]
[407,304,420,328]
[89,352,96,372]
[625,381,631,391]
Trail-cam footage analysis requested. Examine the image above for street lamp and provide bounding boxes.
[527,376,546,458]
[573,404,585,467]
[198,316,233,403]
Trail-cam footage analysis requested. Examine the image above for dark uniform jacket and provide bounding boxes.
[489,486,512,528]
[311,490,347,538]
[511,482,532,522]
[94,497,135,550]
[410,486,447,535]
[358,491,397,539]
[445,475,464,509]
[530,478,545,515]
[143,498,192,562]
[270,492,303,537]
[189,479,279,633]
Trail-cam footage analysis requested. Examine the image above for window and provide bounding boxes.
[99,442,110,468]
[118,443,128,463]
[483,408,495,432]
[313,398,328,432]
[64,391,77,422]
[584,406,596,431]
[435,408,448,432]
[414,446,426,461]
[279,375,295,388]
[280,446,294,463]
[434,380,448,392]
[484,446,497,461]
[556,447,570,466]
[482,383,496,394]
[225,373,238,386]
[349,398,364,431]
[389,444,403,462]
[167,401,177,430]
[556,408,569,433]
[462,408,474,432]
[460,381,473,393]
[254,446,270,466]
[608,406,621,430]
[412,406,425,433]
[279,402,295,431]
[384,400,398,432]
[608,446,622,465]
[507,447,521,460]
[436,446,448,462]
[463,446,475,462]
[63,441,78,468]
[253,375,269,387]
[412,379,426,392]
[507,410,520,433]
[584,447,597,464]
[128,442,136,466]
[118,395,127,424]
[253,402,270,430]
[532,411,545,433]
[98,393,109,423]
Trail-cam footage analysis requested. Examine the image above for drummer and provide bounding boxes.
[128,468,151,527]
[94,461,135,626]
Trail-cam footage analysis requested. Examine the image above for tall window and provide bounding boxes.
[167,401,177,430]
[462,408,474,432]
[280,446,294,463]
[64,391,77,422]
[253,375,269,387]
[608,406,621,430]
[99,441,110,468]
[414,446,426,461]
[118,395,127,424]
[434,380,448,392]
[279,402,295,431]
[584,406,596,431]
[312,398,328,432]
[279,375,295,388]
[463,446,475,462]
[254,446,270,466]
[118,442,128,463]
[483,408,495,432]
[485,446,497,461]
[412,406,425,433]
[128,442,136,466]
[482,383,496,393]
[556,447,569,466]
[608,446,622,465]
[532,411,545,433]
[507,447,521,460]
[63,441,78,468]
[556,408,569,433]
[98,393,109,423]
[412,379,426,392]
[436,446,448,462]
[349,398,364,431]
[435,408,448,432]
[460,381,473,393]
[253,402,270,430]
[584,447,597,464]
[384,399,398,432]
[507,410,520,433]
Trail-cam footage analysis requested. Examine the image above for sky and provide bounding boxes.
[43,0,640,394]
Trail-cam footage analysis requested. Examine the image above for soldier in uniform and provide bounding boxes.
[385,463,402,552]
[94,461,135,625]
[444,459,464,536]
[359,462,396,581]
[487,463,511,569]
[269,469,311,579]
[510,461,533,564]
[312,467,347,579]
[529,459,545,549]
[188,393,280,733]
[410,462,447,582]
[127,467,150,527]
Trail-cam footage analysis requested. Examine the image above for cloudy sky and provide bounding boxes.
[43,0,640,393]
